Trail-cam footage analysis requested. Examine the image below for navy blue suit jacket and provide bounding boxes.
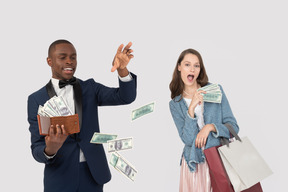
[27,73,137,191]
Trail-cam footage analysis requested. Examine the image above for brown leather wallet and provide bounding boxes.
[37,114,80,135]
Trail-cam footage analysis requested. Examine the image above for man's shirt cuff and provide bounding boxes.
[43,151,56,160]
[119,73,133,82]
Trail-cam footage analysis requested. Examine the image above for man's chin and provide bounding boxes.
[62,73,75,80]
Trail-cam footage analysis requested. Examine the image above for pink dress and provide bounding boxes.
[180,99,212,192]
[180,157,212,192]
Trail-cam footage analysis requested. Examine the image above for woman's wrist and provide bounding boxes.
[188,110,194,118]
[208,124,216,132]
[188,107,195,118]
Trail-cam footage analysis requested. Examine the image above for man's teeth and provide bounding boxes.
[64,68,73,71]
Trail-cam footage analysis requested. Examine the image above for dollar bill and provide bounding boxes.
[202,93,222,103]
[109,152,120,167]
[107,138,133,153]
[53,96,73,116]
[200,87,221,94]
[90,132,117,144]
[38,105,48,117]
[131,102,155,121]
[198,83,219,91]
[47,99,61,116]
[205,89,222,94]
[111,152,137,181]
[43,100,59,117]
[198,84,222,103]
[42,103,58,117]
[115,155,137,181]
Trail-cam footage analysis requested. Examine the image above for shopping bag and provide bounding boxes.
[204,145,234,192]
[242,183,263,192]
[218,125,273,192]
[205,144,264,192]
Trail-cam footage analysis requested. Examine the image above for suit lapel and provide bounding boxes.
[46,80,57,98]
[74,78,83,130]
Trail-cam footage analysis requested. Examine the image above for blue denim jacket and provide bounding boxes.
[169,84,239,172]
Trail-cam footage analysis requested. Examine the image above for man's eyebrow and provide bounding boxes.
[57,53,67,56]
[57,53,77,56]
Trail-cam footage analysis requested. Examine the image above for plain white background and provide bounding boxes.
[0,0,287,191]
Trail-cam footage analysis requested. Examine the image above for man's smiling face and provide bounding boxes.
[47,43,77,80]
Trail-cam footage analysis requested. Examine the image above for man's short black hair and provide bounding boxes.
[48,39,73,57]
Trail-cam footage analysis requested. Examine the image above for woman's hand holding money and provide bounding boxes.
[188,90,206,118]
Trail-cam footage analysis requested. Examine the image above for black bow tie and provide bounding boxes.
[59,77,77,88]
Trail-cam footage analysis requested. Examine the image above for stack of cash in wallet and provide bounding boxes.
[90,133,137,181]
[197,84,222,103]
[38,96,73,116]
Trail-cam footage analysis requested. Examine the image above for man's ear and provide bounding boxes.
[47,57,52,67]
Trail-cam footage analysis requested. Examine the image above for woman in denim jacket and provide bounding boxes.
[169,49,239,192]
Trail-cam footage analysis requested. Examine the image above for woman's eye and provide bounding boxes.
[194,64,200,68]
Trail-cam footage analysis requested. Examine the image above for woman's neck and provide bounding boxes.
[183,83,200,99]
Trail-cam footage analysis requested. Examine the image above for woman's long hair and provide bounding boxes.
[169,49,209,100]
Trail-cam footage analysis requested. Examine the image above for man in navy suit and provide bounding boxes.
[27,39,137,192]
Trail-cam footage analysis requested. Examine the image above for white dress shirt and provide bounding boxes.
[44,73,132,162]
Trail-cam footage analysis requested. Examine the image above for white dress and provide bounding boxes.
[179,98,212,192]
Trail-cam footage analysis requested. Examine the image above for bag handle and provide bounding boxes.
[220,123,242,147]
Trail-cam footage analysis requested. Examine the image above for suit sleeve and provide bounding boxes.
[27,94,55,164]
[169,100,199,146]
[93,72,137,106]
[211,85,239,139]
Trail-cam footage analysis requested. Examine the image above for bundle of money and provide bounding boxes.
[38,96,73,117]
[90,133,117,144]
[109,152,137,181]
[198,84,222,103]
[131,102,155,121]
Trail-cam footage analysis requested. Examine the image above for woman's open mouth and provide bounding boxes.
[187,74,194,81]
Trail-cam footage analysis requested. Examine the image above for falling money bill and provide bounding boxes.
[109,152,137,181]
[131,102,155,121]
[107,137,133,153]
[197,84,222,103]
[90,133,117,144]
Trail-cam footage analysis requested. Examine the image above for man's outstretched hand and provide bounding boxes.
[111,42,134,77]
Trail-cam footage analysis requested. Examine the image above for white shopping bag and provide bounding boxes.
[218,136,273,192]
